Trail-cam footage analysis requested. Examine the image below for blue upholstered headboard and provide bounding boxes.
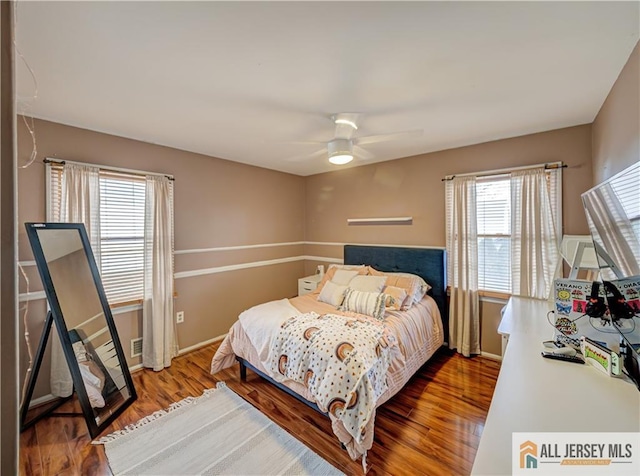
[343,245,448,332]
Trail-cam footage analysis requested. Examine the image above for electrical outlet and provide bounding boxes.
[176,311,184,323]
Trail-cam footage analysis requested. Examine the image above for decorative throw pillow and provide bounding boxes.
[316,264,368,292]
[383,286,409,311]
[318,280,348,307]
[340,288,388,321]
[331,269,360,286]
[367,267,430,309]
[349,275,387,293]
[387,272,432,303]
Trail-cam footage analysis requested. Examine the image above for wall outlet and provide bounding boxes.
[176,311,184,323]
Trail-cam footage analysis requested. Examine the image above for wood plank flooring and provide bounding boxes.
[19,343,501,476]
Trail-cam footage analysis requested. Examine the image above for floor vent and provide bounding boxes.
[131,338,143,358]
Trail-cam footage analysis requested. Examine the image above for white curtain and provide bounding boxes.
[51,163,100,397]
[510,168,559,299]
[446,176,480,357]
[583,182,640,279]
[142,175,177,371]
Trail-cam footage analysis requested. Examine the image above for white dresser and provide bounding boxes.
[472,297,640,475]
[298,274,322,296]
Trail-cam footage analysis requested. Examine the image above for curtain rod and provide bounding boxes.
[43,158,175,181]
[441,162,566,182]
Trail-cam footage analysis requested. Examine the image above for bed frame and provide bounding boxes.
[236,244,448,414]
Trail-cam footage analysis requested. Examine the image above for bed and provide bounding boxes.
[210,245,447,465]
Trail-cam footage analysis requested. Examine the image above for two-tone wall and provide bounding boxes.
[303,125,594,356]
[17,118,306,399]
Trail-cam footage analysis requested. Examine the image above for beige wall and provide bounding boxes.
[1,1,18,472]
[304,125,594,355]
[17,118,306,399]
[592,41,639,184]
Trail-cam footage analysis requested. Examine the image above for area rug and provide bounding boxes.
[95,382,344,475]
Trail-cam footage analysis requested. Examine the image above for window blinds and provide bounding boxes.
[48,165,146,305]
[99,172,146,304]
[476,176,512,293]
[610,161,640,240]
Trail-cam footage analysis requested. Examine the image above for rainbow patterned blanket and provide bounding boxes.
[267,312,396,445]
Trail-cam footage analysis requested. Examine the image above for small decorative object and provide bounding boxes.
[580,336,621,376]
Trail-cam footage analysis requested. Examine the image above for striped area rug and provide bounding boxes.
[95,382,344,475]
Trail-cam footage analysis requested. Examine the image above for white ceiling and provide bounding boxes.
[15,1,639,176]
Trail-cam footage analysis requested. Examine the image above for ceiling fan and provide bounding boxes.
[289,113,423,165]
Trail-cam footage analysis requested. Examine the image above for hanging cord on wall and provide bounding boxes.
[18,262,35,407]
[12,1,39,169]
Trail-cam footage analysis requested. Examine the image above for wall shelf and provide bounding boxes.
[347,217,413,226]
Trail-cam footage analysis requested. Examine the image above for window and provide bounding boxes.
[447,166,562,296]
[99,172,146,304]
[48,164,165,306]
[476,176,512,293]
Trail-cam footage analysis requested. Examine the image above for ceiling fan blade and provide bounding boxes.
[353,145,374,160]
[354,129,423,146]
[280,140,325,146]
[285,147,327,162]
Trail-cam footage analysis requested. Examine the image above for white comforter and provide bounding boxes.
[238,298,299,365]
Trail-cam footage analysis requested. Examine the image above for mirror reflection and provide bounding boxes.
[582,161,640,390]
[37,228,130,424]
[582,162,640,280]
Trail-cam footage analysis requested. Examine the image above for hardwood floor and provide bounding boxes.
[19,343,501,476]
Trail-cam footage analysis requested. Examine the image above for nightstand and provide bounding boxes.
[298,274,322,296]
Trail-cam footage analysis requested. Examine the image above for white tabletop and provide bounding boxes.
[472,297,640,476]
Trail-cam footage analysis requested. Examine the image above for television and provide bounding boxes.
[581,161,640,390]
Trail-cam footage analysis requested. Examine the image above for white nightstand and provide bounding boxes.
[298,274,322,296]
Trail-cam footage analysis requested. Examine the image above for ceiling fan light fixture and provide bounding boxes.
[328,139,353,165]
[329,154,353,165]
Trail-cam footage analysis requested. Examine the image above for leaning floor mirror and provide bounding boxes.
[22,222,137,438]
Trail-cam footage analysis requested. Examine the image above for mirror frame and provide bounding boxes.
[23,222,137,438]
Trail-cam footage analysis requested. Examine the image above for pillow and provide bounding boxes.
[317,281,348,307]
[349,275,387,293]
[332,269,360,286]
[383,286,409,311]
[340,288,388,321]
[367,267,428,310]
[388,272,432,303]
[316,264,368,292]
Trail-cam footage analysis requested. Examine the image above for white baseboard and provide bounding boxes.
[129,333,228,372]
[129,363,144,373]
[481,351,503,361]
[178,333,227,355]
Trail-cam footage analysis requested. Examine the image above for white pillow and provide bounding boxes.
[318,280,348,307]
[349,275,387,293]
[340,288,387,321]
[332,269,360,286]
